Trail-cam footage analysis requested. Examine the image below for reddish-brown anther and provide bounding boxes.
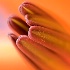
[8,16,29,36]
[19,2,70,35]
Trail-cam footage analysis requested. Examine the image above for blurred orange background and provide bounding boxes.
[0,0,70,70]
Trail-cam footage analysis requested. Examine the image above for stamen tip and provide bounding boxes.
[18,2,27,15]
[16,35,27,45]
[7,15,16,24]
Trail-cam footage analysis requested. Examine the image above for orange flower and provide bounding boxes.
[8,2,70,70]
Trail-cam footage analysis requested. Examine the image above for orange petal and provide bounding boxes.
[8,33,39,70]
[16,35,70,70]
[19,2,69,35]
[28,26,70,64]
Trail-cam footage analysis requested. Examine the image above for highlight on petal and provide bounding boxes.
[28,26,70,64]
[19,2,69,35]
[7,16,29,36]
[16,35,70,70]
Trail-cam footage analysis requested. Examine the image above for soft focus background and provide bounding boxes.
[0,0,70,70]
